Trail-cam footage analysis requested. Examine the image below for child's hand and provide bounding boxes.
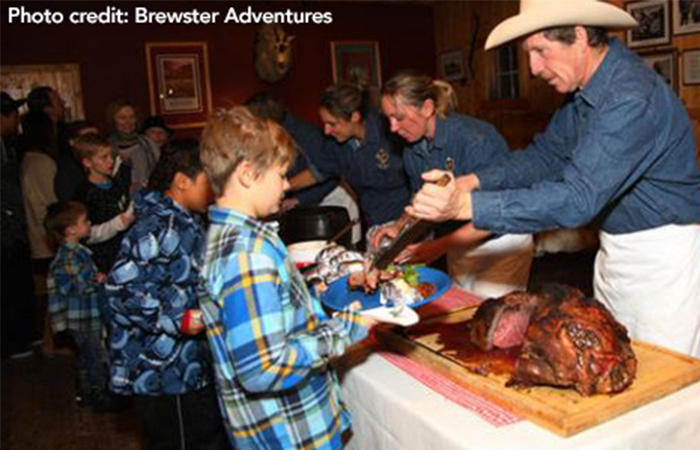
[95,273,107,283]
[182,309,205,335]
[120,212,135,228]
[346,301,380,330]
[361,315,381,331]
[280,197,299,213]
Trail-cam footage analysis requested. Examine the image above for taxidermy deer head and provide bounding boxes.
[255,24,295,83]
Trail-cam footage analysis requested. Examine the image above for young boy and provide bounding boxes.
[73,133,132,273]
[199,106,376,450]
[106,139,228,449]
[45,201,109,409]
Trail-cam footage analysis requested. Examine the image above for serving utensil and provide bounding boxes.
[370,173,452,270]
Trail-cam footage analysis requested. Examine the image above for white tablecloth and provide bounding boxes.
[340,352,700,450]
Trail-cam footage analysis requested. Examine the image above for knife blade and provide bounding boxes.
[370,173,452,270]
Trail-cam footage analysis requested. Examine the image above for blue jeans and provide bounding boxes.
[70,329,108,390]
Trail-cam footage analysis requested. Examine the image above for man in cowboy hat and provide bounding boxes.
[408,0,700,357]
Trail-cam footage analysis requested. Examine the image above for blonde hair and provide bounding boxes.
[72,132,111,162]
[200,106,297,197]
[382,72,458,119]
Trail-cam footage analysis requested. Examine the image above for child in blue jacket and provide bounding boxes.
[106,139,228,449]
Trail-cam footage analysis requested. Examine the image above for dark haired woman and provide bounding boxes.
[376,73,534,298]
[106,139,227,449]
[289,83,411,230]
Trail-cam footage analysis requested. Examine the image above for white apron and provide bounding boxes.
[594,224,700,357]
[448,234,534,299]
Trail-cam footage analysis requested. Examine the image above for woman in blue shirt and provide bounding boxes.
[377,73,534,298]
[289,83,411,229]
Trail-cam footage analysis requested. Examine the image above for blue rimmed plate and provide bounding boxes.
[320,266,451,311]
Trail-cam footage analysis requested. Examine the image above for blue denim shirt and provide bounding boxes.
[403,113,510,236]
[403,113,510,192]
[313,110,411,226]
[473,38,700,235]
[283,114,339,206]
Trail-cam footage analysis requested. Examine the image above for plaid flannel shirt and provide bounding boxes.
[201,206,368,450]
[47,242,103,332]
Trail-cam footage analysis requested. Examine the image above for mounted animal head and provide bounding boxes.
[255,24,295,83]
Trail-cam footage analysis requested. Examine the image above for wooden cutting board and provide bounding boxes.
[377,308,700,437]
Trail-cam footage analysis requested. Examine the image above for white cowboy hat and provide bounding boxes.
[485,0,638,50]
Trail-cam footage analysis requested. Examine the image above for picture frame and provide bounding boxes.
[145,42,213,129]
[639,49,678,93]
[331,41,382,88]
[439,48,466,82]
[672,0,700,35]
[626,0,671,48]
[682,49,700,84]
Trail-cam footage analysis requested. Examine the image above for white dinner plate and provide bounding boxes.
[360,305,420,327]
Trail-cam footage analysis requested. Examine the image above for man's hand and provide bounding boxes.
[406,170,473,222]
[456,173,480,192]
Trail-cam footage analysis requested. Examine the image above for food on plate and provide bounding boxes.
[304,244,364,285]
[466,285,638,396]
[380,277,422,307]
[305,244,439,308]
[363,264,434,307]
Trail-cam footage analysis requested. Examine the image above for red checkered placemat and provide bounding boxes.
[380,351,522,427]
[416,285,483,320]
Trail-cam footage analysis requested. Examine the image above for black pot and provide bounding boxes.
[278,206,351,247]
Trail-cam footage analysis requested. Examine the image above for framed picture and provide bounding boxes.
[626,0,671,48]
[331,41,381,88]
[682,49,700,84]
[672,0,700,34]
[439,49,466,82]
[639,49,678,92]
[145,42,213,129]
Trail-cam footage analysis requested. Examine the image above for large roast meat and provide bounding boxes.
[466,285,637,396]
[466,284,576,351]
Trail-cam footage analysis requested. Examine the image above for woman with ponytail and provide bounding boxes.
[376,72,534,298]
[288,83,411,229]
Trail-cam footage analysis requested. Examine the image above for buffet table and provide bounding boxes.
[340,351,700,450]
[337,287,700,450]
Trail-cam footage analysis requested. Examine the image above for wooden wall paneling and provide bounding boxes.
[433,1,560,150]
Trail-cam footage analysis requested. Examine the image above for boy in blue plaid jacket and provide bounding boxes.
[199,106,377,450]
[45,201,109,409]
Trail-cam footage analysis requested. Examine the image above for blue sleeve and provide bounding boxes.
[221,252,367,393]
[107,221,188,337]
[309,139,344,180]
[476,107,571,191]
[472,97,659,233]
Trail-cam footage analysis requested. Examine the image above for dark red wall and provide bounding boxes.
[1,1,435,135]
